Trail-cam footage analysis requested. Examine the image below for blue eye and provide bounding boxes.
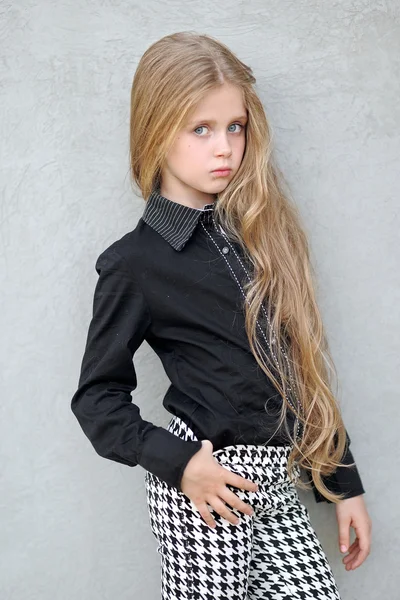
[228,123,243,133]
[194,126,208,135]
[194,123,244,136]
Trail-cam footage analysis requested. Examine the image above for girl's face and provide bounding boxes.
[160,83,247,207]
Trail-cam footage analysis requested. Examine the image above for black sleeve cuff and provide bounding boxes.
[139,426,203,491]
[309,430,366,503]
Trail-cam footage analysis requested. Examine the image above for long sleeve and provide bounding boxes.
[307,429,366,504]
[70,246,202,490]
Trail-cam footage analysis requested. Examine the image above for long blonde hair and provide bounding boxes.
[129,31,355,502]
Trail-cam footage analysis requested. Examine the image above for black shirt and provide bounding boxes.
[71,189,366,504]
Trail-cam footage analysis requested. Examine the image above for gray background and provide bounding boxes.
[1,1,399,598]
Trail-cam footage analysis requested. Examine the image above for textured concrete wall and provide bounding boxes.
[1,1,399,598]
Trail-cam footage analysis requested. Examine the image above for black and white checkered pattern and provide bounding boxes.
[145,415,341,600]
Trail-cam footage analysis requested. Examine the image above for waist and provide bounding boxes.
[167,413,300,486]
[165,402,297,451]
[168,413,294,458]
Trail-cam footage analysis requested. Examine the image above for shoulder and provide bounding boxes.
[94,218,155,277]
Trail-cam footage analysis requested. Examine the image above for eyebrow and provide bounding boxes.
[187,115,248,125]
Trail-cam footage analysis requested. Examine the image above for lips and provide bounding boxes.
[212,168,232,176]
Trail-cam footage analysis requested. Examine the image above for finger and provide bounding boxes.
[342,538,359,559]
[350,523,371,569]
[343,545,359,564]
[202,439,214,452]
[210,497,241,526]
[225,469,258,492]
[346,539,359,553]
[338,516,351,553]
[218,488,255,517]
[343,544,358,562]
[346,555,362,570]
[347,542,370,569]
[195,501,216,529]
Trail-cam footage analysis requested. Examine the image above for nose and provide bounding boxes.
[214,131,232,158]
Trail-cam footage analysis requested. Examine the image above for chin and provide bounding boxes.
[213,179,231,191]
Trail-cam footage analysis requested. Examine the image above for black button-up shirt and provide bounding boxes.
[71,189,365,504]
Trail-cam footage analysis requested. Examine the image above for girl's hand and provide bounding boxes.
[180,440,258,528]
[335,494,372,570]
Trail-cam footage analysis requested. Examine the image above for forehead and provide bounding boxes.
[186,84,247,123]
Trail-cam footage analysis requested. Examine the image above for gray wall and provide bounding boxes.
[1,1,399,598]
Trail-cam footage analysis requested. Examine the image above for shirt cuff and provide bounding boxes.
[139,426,203,491]
[311,445,366,503]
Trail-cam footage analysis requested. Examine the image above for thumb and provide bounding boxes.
[338,517,351,553]
[201,439,213,452]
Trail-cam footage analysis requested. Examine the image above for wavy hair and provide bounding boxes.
[129,31,355,502]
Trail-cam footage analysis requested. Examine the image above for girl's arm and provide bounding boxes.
[70,246,202,489]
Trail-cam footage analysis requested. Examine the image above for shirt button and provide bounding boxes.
[222,246,230,254]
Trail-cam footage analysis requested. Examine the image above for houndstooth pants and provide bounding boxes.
[144,415,341,600]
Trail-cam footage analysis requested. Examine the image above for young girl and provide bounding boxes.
[71,31,371,600]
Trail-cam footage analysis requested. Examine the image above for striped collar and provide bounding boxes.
[142,188,218,251]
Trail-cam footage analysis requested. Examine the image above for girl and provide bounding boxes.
[71,31,371,600]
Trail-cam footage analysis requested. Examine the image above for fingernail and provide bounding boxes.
[340,545,347,553]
